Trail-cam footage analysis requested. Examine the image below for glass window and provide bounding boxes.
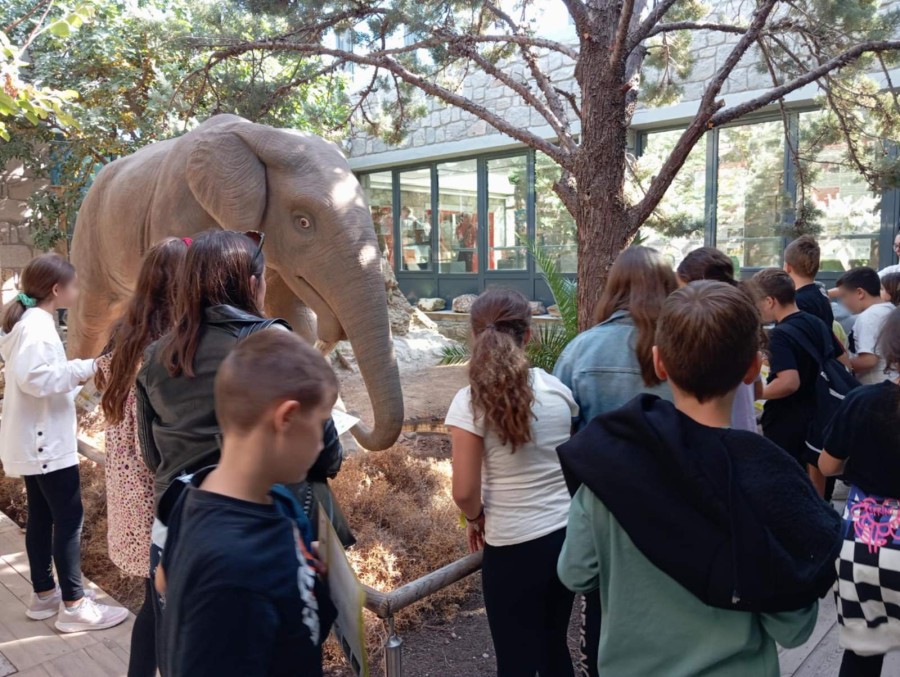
[437,159,479,273]
[360,172,394,267]
[486,156,528,271]
[798,111,881,271]
[632,129,706,270]
[397,167,433,272]
[535,152,577,273]
[716,121,786,269]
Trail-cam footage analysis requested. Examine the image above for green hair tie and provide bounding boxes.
[17,292,36,308]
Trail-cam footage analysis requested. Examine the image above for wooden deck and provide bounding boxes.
[0,512,133,677]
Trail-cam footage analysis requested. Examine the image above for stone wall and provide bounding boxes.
[0,160,47,304]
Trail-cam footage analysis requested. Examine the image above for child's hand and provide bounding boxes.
[466,515,485,553]
[310,541,327,578]
[154,563,167,596]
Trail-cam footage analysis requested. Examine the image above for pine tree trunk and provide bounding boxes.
[573,34,636,331]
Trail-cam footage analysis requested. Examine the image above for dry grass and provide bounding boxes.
[324,436,475,668]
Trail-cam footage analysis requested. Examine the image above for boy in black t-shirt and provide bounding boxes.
[751,269,845,498]
[158,330,338,677]
[784,235,835,329]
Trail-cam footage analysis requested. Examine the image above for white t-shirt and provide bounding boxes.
[851,301,898,385]
[879,263,900,279]
[445,368,577,547]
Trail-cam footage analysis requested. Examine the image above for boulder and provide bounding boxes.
[417,297,446,312]
[547,305,561,318]
[452,294,479,313]
[529,301,547,316]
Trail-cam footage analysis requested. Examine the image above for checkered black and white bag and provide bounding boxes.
[835,486,900,655]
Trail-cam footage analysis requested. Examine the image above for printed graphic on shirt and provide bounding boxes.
[850,495,900,554]
[292,523,321,645]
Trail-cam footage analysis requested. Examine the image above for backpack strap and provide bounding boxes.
[776,320,834,367]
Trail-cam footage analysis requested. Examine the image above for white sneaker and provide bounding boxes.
[26,587,96,620]
[54,596,128,633]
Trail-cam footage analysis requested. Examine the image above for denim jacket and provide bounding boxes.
[554,310,673,431]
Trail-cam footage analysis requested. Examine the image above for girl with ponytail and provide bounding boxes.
[446,288,577,677]
[0,253,128,632]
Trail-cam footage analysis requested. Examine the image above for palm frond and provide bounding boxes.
[439,343,471,365]
[526,324,573,372]
[525,241,578,337]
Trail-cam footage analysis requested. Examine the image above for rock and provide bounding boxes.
[529,301,546,316]
[417,297,446,312]
[452,294,478,313]
[547,305,561,318]
[388,288,412,337]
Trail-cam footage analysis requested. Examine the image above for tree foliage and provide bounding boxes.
[1,0,349,248]
[0,1,95,140]
[197,0,900,328]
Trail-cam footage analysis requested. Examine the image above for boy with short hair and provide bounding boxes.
[784,235,834,328]
[752,269,846,496]
[835,266,898,385]
[557,281,840,677]
[158,329,337,677]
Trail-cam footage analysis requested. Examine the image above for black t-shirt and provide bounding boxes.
[795,284,834,329]
[160,486,335,677]
[824,380,900,497]
[764,311,845,417]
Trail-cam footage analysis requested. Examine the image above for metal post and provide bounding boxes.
[384,616,403,677]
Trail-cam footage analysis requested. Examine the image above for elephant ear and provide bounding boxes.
[186,124,267,231]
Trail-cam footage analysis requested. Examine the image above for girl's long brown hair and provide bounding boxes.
[469,289,535,451]
[594,246,677,386]
[158,230,265,378]
[1,254,75,333]
[95,238,188,424]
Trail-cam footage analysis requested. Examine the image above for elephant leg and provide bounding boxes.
[264,269,317,344]
[67,289,125,359]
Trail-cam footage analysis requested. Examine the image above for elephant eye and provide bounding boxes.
[295,216,312,230]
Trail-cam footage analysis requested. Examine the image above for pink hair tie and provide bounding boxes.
[181,237,193,247]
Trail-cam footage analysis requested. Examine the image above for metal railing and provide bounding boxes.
[362,551,483,676]
[77,436,482,677]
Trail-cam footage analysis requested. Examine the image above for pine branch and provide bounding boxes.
[711,39,900,126]
[628,0,781,231]
[482,2,576,152]
[610,0,638,68]
[203,40,573,168]
[643,21,749,40]
[627,0,681,53]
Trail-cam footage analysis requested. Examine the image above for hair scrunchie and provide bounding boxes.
[17,292,36,307]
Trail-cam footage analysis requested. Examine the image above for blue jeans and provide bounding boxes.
[23,465,84,602]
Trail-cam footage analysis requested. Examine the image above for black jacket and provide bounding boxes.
[136,305,342,504]
[557,394,842,613]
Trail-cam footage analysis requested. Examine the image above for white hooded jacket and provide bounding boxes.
[0,308,94,477]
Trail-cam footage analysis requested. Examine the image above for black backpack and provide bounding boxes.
[777,320,860,454]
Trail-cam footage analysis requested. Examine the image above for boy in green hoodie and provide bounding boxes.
[557,280,841,677]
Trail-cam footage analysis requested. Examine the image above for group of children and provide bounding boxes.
[449,235,900,677]
[0,232,338,677]
[2,229,900,677]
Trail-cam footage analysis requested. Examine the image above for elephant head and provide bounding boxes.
[183,115,403,451]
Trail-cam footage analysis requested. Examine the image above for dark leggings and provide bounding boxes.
[128,577,157,677]
[482,528,575,677]
[581,595,601,677]
[839,650,884,677]
[23,465,84,602]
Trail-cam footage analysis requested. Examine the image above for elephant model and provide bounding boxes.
[68,114,403,451]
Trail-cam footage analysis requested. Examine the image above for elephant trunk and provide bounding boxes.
[314,243,404,451]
